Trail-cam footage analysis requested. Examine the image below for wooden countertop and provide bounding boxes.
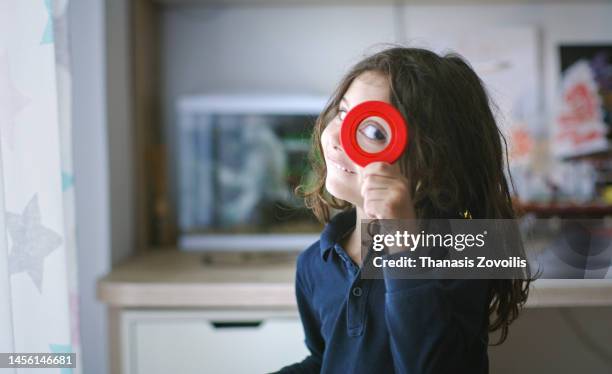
[97,249,298,308]
[97,250,612,308]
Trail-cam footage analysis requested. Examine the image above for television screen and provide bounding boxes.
[177,96,326,250]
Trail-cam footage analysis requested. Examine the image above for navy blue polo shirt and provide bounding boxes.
[276,208,490,374]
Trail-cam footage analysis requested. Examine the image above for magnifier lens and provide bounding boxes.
[355,115,392,154]
[340,100,408,167]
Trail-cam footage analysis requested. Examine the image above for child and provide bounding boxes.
[276,47,530,374]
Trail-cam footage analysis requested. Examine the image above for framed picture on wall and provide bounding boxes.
[418,26,542,166]
[553,45,612,158]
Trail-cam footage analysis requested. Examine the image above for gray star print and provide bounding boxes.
[6,195,63,293]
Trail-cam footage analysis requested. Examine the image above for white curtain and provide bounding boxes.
[0,0,81,372]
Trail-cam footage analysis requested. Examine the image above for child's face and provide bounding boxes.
[321,71,391,207]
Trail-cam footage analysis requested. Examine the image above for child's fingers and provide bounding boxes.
[363,198,394,220]
[359,161,414,220]
[360,174,408,198]
[359,162,407,195]
[360,164,414,220]
[362,187,407,216]
[361,161,402,181]
[360,176,384,199]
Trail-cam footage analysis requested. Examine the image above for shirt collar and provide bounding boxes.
[319,207,357,261]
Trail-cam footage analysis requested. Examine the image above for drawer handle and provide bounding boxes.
[211,321,263,329]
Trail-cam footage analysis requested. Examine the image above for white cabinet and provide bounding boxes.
[120,309,309,374]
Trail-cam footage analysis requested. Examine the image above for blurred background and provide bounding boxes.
[2,0,612,373]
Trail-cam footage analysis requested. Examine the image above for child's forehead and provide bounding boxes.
[343,72,391,107]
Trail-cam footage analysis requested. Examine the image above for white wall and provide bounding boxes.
[70,0,136,371]
[161,2,612,126]
[106,0,135,267]
[69,0,110,373]
[401,3,612,135]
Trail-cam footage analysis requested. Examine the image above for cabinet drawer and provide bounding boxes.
[121,310,309,374]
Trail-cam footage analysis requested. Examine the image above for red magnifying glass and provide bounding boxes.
[340,100,409,167]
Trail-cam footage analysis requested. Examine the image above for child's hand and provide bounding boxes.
[359,161,416,220]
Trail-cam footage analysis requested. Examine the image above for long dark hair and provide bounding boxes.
[296,46,530,345]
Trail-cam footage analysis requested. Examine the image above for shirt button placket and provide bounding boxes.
[347,278,367,337]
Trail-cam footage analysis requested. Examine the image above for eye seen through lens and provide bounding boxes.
[356,115,392,154]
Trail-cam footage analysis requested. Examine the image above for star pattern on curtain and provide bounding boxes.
[6,194,63,293]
